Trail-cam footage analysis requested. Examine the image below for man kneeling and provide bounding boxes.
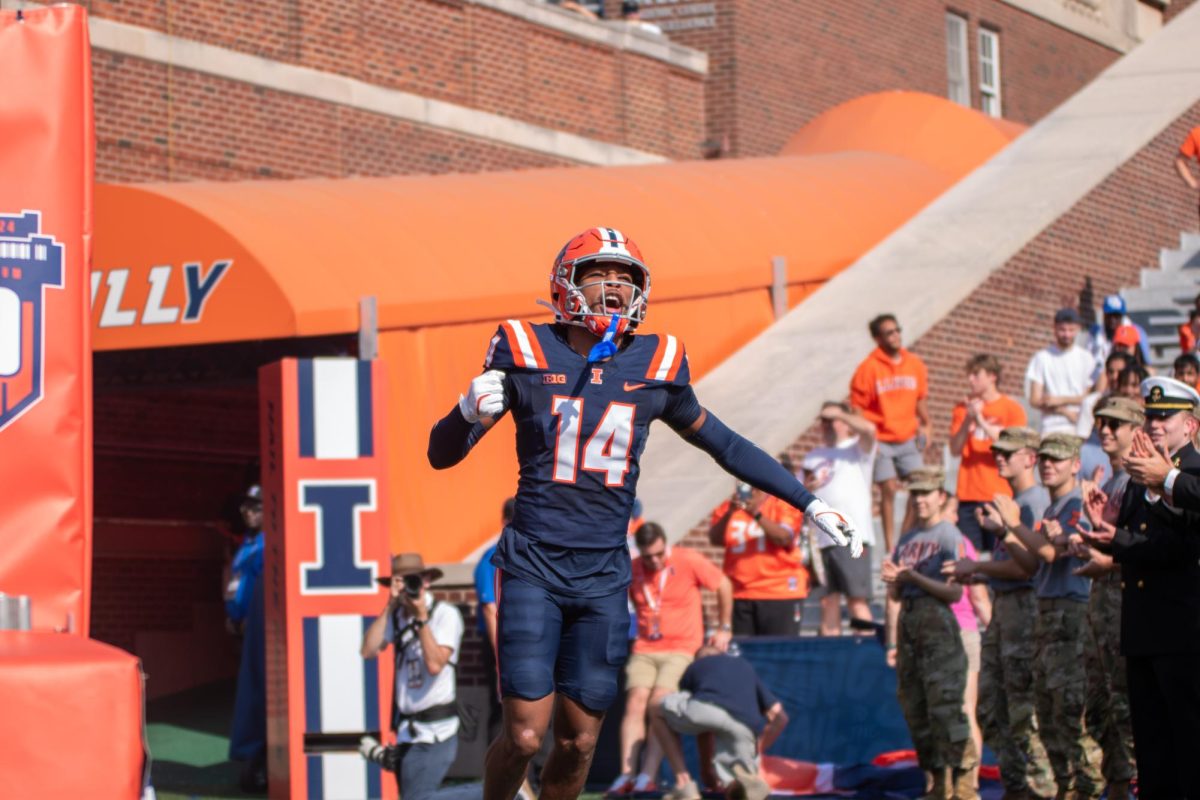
[652,646,788,800]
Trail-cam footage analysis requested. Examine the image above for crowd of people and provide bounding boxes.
[290,219,1200,800]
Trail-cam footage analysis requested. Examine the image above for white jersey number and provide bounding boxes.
[551,397,636,486]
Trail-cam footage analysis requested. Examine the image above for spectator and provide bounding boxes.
[1074,396,1142,800]
[1175,121,1200,227]
[949,353,1028,552]
[1177,307,1200,354]
[473,497,515,745]
[800,402,877,636]
[1078,352,1130,487]
[1026,307,1096,434]
[882,467,978,800]
[546,0,603,19]
[1114,365,1146,400]
[620,1,662,34]
[1110,325,1149,375]
[943,427,1054,799]
[361,554,464,800]
[1174,352,1200,387]
[708,476,807,637]
[1087,295,1150,381]
[654,646,788,800]
[1002,434,1103,800]
[226,485,267,794]
[612,523,733,800]
[944,530,991,795]
[850,313,930,552]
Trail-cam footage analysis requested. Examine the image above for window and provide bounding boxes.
[978,28,1002,117]
[945,13,970,107]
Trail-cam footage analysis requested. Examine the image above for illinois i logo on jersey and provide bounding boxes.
[0,211,65,433]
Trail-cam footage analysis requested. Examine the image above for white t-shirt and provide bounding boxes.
[385,594,464,743]
[801,436,877,549]
[1024,345,1095,434]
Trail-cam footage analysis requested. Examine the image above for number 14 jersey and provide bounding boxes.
[483,320,702,595]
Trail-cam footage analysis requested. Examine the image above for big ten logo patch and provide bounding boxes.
[298,479,379,594]
[0,211,64,432]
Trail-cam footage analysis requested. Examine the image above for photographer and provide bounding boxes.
[361,554,464,800]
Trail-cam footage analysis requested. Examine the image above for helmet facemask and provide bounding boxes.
[553,257,649,338]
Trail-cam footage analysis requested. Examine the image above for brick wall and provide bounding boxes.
[30,0,707,182]
[667,0,1121,157]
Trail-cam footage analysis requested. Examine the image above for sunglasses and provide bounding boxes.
[1095,418,1130,431]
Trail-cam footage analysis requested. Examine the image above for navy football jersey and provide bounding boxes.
[483,320,701,595]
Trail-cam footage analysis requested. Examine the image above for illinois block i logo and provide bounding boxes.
[0,211,64,432]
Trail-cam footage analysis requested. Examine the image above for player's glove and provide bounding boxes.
[459,369,507,423]
[805,498,864,559]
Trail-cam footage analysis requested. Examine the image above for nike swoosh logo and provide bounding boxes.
[624,382,648,392]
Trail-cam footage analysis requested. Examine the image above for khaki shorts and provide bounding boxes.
[625,652,693,692]
[961,628,981,672]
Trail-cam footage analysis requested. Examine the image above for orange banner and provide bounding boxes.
[0,6,94,633]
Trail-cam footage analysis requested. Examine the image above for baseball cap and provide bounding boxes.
[1142,376,1200,417]
[1102,295,1126,315]
[905,467,945,493]
[241,484,263,505]
[991,426,1041,453]
[1038,432,1083,460]
[1112,325,1140,347]
[1054,307,1082,325]
[1094,396,1145,426]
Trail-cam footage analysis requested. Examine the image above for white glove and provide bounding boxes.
[459,369,507,423]
[806,498,864,559]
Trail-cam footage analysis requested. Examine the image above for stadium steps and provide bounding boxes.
[1120,231,1200,369]
[636,3,1200,541]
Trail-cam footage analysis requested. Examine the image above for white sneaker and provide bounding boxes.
[664,780,701,800]
[607,774,635,797]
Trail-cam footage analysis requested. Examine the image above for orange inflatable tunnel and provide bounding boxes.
[92,92,1021,564]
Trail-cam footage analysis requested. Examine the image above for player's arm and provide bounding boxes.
[427,370,506,469]
[671,402,862,556]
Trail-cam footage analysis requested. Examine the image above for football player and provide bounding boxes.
[428,227,861,800]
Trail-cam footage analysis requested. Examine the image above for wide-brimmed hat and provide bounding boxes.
[375,553,444,586]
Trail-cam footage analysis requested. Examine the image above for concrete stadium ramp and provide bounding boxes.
[636,2,1200,541]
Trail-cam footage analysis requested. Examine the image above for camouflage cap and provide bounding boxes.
[1038,432,1083,460]
[905,466,946,493]
[1094,395,1145,426]
[991,426,1041,453]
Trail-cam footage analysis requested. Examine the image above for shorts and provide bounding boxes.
[496,571,630,712]
[821,543,872,599]
[732,598,803,637]
[961,627,981,672]
[873,437,924,483]
[625,652,693,691]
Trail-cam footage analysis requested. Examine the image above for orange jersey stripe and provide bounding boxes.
[501,320,531,368]
[518,320,547,369]
[664,341,684,382]
[645,334,669,380]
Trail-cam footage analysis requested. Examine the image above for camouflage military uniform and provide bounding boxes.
[897,596,976,771]
[978,587,1055,797]
[1085,571,1135,786]
[1034,597,1103,799]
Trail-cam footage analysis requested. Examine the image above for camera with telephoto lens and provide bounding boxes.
[735,482,753,504]
[403,573,424,598]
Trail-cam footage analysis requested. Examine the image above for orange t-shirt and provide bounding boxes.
[1181,126,1200,160]
[849,348,928,443]
[629,546,724,655]
[950,394,1027,502]
[710,497,807,600]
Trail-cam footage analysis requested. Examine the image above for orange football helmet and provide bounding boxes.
[547,227,651,338]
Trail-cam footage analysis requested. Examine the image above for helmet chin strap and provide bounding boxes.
[587,314,621,363]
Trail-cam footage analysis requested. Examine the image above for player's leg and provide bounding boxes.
[543,584,630,800]
[485,695,557,800]
[540,694,606,800]
[485,573,564,800]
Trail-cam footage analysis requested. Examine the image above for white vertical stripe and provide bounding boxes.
[0,288,20,376]
[318,615,367,732]
[322,752,368,800]
[506,319,538,367]
[654,335,677,381]
[313,358,359,459]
